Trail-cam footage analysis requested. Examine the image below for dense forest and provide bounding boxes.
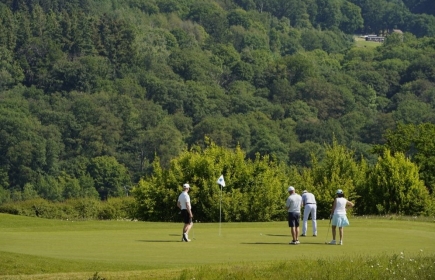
[1,0,435,219]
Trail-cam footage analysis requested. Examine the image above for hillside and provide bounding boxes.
[1,0,435,202]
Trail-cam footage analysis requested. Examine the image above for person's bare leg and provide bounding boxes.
[186,222,193,235]
[182,223,192,241]
[331,225,337,240]
[295,226,300,241]
[339,227,343,242]
[291,227,296,242]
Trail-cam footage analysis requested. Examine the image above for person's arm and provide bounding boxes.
[346,200,354,208]
[186,201,193,218]
[330,198,337,218]
[285,198,290,210]
[177,200,181,209]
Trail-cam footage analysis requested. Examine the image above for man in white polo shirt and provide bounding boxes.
[177,183,193,242]
[285,186,302,245]
[301,190,317,237]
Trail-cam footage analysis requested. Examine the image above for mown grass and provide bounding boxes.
[0,213,434,279]
[354,36,382,48]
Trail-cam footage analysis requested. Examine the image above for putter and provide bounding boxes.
[324,216,332,244]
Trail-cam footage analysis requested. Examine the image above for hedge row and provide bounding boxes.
[0,197,138,220]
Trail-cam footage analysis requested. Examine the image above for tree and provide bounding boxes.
[315,0,341,30]
[133,141,288,222]
[373,123,435,194]
[296,78,348,120]
[300,139,366,217]
[0,3,17,50]
[392,94,434,124]
[405,13,435,37]
[349,0,387,34]
[363,150,429,215]
[187,1,229,42]
[0,46,24,90]
[87,156,131,200]
[169,48,222,83]
[227,9,251,29]
[402,54,435,84]
[339,1,363,34]
[35,175,62,201]
[0,93,50,189]
[142,121,185,168]
[95,14,136,77]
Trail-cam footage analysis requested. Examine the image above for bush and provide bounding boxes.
[0,198,62,218]
[98,197,137,220]
[0,197,137,220]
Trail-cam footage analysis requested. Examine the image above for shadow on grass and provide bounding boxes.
[136,240,181,242]
[241,241,328,245]
[265,234,288,237]
[241,242,287,245]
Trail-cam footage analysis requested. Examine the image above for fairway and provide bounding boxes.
[1,214,434,279]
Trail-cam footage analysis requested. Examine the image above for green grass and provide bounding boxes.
[0,214,434,279]
[354,36,382,48]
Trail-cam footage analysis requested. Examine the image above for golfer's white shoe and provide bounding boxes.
[339,240,343,245]
[289,240,297,245]
[182,233,191,242]
[328,240,336,245]
[296,240,300,244]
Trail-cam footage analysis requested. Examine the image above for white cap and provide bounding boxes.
[336,189,343,194]
[183,183,190,189]
[288,186,295,192]
[302,190,307,193]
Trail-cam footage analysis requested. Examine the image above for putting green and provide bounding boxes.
[0,214,434,275]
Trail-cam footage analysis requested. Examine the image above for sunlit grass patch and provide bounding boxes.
[175,251,435,280]
[0,214,434,279]
[354,36,382,48]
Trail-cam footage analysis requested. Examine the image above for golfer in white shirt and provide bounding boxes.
[177,183,193,242]
[285,186,302,245]
[301,190,317,237]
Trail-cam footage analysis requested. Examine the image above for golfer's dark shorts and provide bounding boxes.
[181,209,192,224]
[288,212,300,227]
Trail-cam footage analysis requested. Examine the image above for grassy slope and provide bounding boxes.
[0,214,434,279]
[354,36,382,48]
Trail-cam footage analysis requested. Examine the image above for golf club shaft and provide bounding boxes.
[325,216,332,243]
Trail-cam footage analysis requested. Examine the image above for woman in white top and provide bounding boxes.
[329,189,354,245]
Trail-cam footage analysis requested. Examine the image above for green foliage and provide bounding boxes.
[340,1,364,34]
[0,0,435,219]
[373,123,435,195]
[0,197,136,220]
[175,253,435,280]
[133,141,289,222]
[88,156,131,200]
[0,46,24,90]
[363,150,430,215]
[302,139,366,218]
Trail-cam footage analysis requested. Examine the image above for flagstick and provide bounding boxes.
[219,184,222,236]
[216,175,225,237]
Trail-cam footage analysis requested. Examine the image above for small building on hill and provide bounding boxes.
[365,36,385,42]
